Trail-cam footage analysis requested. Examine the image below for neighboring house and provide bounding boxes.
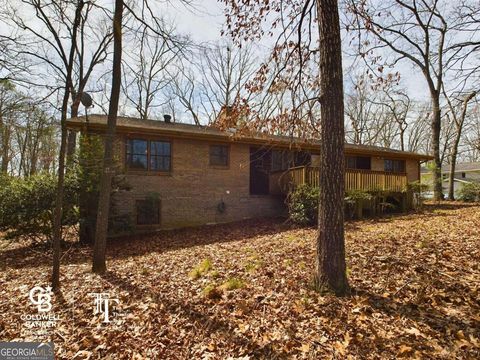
[420,162,480,196]
[67,115,432,232]
[441,162,480,194]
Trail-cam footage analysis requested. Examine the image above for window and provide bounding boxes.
[271,150,290,171]
[126,139,171,172]
[136,199,160,225]
[209,145,229,167]
[271,150,311,171]
[384,159,405,173]
[127,139,148,170]
[461,172,466,178]
[150,141,171,171]
[346,156,371,170]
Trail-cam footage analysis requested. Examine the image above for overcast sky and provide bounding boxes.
[0,0,431,105]
[162,0,224,42]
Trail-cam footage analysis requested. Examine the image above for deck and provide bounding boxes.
[277,166,408,193]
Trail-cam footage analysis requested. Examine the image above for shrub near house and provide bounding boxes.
[457,182,480,202]
[0,172,79,242]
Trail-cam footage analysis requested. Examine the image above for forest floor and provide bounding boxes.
[0,202,479,359]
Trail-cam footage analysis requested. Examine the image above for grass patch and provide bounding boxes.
[202,284,223,300]
[221,277,245,291]
[284,258,293,267]
[189,258,213,279]
[210,270,220,278]
[244,256,264,273]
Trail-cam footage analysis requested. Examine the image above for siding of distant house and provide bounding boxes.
[113,136,285,230]
[442,170,480,194]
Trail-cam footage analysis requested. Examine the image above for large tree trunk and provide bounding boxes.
[431,93,443,201]
[51,0,84,290]
[92,0,123,274]
[314,0,349,296]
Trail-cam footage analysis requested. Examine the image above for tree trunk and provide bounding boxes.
[446,91,476,200]
[66,100,80,165]
[314,0,349,296]
[1,114,10,173]
[92,0,123,274]
[431,93,443,201]
[51,0,84,290]
[51,97,69,289]
[448,123,462,200]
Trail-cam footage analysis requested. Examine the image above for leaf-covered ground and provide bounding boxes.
[1,202,479,359]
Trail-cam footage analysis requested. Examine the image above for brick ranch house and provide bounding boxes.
[67,115,432,233]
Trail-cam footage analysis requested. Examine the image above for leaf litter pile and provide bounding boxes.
[1,202,479,359]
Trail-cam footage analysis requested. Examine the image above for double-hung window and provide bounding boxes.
[126,139,171,172]
[384,159,405,173]
[209,145,229,167]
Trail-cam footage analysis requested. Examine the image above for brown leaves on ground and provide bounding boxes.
[0,202,479,359]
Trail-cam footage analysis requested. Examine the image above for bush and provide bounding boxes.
[0,172,80,243]
[345,189,372,219]
[286,184,319,225]
[457,182,480,202]
[408,181,430,210]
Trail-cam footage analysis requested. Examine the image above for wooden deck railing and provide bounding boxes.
[279,166,407,193]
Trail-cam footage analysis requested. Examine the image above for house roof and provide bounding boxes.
[66,114,433,161]
[441,162,480,173]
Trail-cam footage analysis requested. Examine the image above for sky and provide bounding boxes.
[161,0,225,43]
[0,0,433,107]
[159,0,430,101]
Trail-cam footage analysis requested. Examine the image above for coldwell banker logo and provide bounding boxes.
[29,286,52,312]
[20,286,60,333]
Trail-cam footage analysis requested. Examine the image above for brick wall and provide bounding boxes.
[109,134,421,231]
[112,136,285,230]
[406,159,420,182]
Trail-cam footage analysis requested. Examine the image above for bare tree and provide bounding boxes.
[197,42,257,123]
[1,0,108,288]
[223,0,349,295]
[92,0,123,274]
[0,80,26,173]
[67,2,113,163]
[122,23,181,120]
[463,105,480,161]
[168,64,201,124]
[345,73,412,150]
[314,0,350,295]
[347,0,480,200]
[406,103,431,153]
[443,89,477,199]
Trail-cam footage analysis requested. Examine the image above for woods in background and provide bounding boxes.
[0,80,57,176]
